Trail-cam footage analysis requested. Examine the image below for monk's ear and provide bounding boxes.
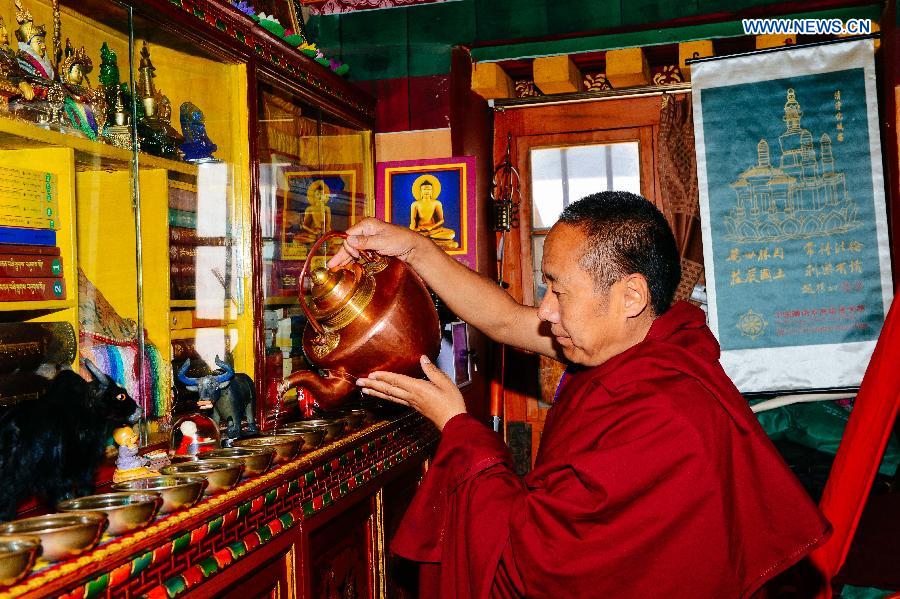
[621,274,650,318]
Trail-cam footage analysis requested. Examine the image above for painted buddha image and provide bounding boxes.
[409,174,458,249]
[291,179,332,244]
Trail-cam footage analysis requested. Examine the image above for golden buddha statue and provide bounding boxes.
[290,179,332,244]
[409,175,458,249]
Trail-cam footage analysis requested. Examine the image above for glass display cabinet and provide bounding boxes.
[0,3,436,597]
[254,79,373,423]
[0,0,374,444]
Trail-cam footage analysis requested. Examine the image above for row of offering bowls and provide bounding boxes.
[0,410,371,587]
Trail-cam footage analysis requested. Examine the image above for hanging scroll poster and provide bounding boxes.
[692,39,892,393]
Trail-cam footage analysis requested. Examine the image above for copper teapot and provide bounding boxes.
[277,231,441,412]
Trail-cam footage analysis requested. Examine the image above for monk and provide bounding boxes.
[331,191,830,598]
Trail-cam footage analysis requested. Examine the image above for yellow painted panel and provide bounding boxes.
[471,61,513,100]
[376,129,452,163]
[533,55,582,95]
[76,169,138,323]
[678,40,714,81]
[755,34,796,49]
[605,48,650,88]
[138,168,170,354]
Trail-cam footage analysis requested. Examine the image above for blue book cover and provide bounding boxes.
[0,226,56,246]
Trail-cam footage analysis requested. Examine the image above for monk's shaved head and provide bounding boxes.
[558,191,680,315]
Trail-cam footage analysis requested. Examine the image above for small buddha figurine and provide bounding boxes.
[136,41,179,159]
[112,426,153,483]
[179,101,217,162]
[59,39,104,139]
[0,15,33,107]
[290,179,332,244]
[409,176,459,249]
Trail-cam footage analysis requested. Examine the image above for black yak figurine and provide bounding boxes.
[0,360,141,520]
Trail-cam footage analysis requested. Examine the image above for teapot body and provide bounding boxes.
[304,257,440,381]
[283,252,441,412]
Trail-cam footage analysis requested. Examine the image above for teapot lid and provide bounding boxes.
[307,264,375,332]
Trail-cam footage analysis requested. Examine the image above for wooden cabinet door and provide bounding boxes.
[218,543,300,599]
[306,499,374,599]
[494,95,665,470]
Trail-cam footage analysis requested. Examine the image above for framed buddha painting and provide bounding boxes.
[279,168,363,263]
[376,157,477,269]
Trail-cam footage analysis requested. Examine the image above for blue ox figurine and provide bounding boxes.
[177,356,258,440]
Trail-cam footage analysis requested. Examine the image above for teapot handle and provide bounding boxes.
[297,231,382,337]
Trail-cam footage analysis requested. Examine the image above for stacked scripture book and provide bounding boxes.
[0,166,65,301]
[0,321,77,408]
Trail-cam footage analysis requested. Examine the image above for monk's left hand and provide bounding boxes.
[356,355,465,430]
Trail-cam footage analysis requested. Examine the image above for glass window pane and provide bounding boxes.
[530,149,564,229]
[530,141,640,231]
[532,235,546,306]
[529,140,640,307]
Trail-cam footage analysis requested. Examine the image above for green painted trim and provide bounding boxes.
[471,4,883,62]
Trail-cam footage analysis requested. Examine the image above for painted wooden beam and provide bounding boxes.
[678,40,713,81]
[471,61,514,100]
[533,55,582,94]
[605,47,650,88]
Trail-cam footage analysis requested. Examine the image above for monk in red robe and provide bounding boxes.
[332,191,830,598]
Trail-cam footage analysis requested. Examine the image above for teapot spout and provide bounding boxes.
[278,370,357,415]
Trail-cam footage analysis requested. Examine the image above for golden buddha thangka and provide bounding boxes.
[289,179,332,245]
[409,174,458,250]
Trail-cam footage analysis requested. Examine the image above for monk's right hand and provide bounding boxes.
[328,218,422,268]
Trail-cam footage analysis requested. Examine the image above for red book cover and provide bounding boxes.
[0,254,62,278]
[0,243,60,256]
[0,277,65,301]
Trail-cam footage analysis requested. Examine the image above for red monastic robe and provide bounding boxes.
[392,302,831,598]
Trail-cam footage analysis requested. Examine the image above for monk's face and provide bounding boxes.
[538,223,644,367]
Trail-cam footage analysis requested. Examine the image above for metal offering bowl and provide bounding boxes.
[335,408,367,430]
[233,434,303,464]
[276,424,327,451]
[112,475,208,514]
[161,459,244,494]
[286,418,345,442]
[0,513,106,562]
[0,535,40,587]
[198,448,275,478]
[58,492,162,537]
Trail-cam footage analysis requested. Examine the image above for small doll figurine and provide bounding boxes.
[112,426,153,483]
[175,419,199,456]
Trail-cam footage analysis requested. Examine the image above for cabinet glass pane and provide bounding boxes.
[0,1,144,434]
[256,82,372,420]
[130,14,250,442]
[530,142,641,229]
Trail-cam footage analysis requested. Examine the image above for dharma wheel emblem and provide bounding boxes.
[736,309,767,340]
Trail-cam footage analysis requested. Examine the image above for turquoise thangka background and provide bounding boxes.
[701,68,885,351]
